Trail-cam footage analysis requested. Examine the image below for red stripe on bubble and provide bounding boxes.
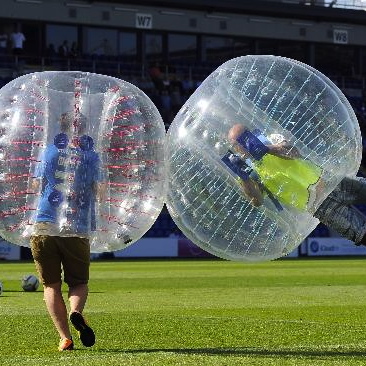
[100,213,139,229]
[20,125,44,131]
[8,157,40,162]
[25,108,45,115]
[0,205,35,218]
[110,96,130,106]
[106,202,150,216]
[4,173,32,182]
[108,86,120,93]
[106,109,137,122]
[0,190,36,201]
[30,90,49,102]
[11,140,43,146]
[106,164,141,169]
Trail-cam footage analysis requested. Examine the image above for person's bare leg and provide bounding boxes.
[43,282,71,339]
[68,283,88,314]
[68,283,95,347]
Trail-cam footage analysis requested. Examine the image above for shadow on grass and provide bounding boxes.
[3,291,104,294]
[96,347,366,358]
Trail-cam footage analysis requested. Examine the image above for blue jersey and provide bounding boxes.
[35,134,100,234]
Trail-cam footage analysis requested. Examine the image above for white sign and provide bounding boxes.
[136,13,153,29]
[284,245,300,258]
[333,29,348,44]
[113,238,177,258]
[0,240,21,260]
[307,237,366,256]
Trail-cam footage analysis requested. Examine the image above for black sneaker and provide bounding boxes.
[69,311,95,347]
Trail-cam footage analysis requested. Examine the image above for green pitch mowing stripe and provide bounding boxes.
[1,259,366,365]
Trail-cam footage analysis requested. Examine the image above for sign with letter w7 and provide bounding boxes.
[136,13,153,29]
[333,29,348,44]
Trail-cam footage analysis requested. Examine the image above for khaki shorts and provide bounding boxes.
[30,235,90,287]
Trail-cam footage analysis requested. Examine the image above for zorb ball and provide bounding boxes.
[0,72,166,252]
[166,55,362,262]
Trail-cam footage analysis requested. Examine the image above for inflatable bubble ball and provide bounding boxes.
[0,71,166,252]
[166,55,362,262]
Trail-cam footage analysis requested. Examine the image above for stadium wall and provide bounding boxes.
[1,0,366,45]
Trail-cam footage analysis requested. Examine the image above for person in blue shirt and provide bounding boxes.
[35,123,100,234]
[30,112,100,351]
[226,123,366,246]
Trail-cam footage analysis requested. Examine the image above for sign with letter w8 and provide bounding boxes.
[136,13,153,29]
[333,29,348,44]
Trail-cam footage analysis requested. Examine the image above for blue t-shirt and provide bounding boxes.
[35,134,100,234]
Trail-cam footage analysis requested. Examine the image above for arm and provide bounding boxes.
[31,150,46,192]
[92,152,106,202]
[267,141,302,160]
[31,177,41,192]
[93,181,106,202]
[221,149,264,207]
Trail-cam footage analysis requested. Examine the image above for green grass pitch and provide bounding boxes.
[1,258,366,365]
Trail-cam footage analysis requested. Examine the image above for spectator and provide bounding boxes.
[10,24,25,55]
[91,38,113,56]
[69,42,79,58]
[170,84,183,118]
[149,61,165,93]
[160,89,171,125]
[58,40,69,58]
[46,43,57,65]
[57,40,70,70]
[0,29,8,54]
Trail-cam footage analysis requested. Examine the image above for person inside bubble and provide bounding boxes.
[32,112,102,234]
[227,123,323,211]
[226,123,366,246]
[29,111,100,351]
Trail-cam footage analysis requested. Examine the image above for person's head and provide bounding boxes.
[228,123,248,143]
[228,123,249,156]
[59,112,73,133]
[58,112,87,134]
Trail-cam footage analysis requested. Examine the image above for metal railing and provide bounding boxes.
[0,53,365,92]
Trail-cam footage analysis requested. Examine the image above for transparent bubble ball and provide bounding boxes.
[166,55,362,262]
[0,71,166,253]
